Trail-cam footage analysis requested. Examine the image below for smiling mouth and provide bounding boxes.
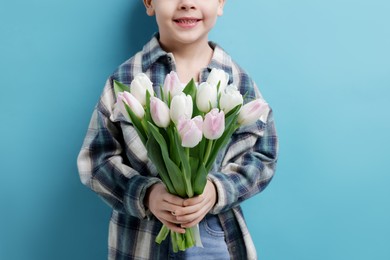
[174,18,201,24]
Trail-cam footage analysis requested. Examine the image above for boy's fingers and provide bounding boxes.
[160,211,184,224]
[174,202,204,217]
[180,215,203,229]
[160,219,186,234]
[183,195,205,207]
[175,200,212,222]
[162,203,184,215]
[164,193,185,206]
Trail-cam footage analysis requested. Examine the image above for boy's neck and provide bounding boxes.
[160,39,213,83]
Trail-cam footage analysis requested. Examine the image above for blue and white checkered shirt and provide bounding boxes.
[77,35,278,260]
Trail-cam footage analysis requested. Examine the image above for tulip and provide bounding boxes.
[196,82,218,113]
[203,109,225,140]
[177,116,203,148]
[150,97,171,128]
[219,84,244,114]
[130,73,154,106]
[117,91,145,120]
[238,99,269,126]
[207,68,229,94]
[163,71,184,100]
[170,93,193,124]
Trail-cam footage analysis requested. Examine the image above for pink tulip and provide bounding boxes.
[117,91,145,119]
[150,97,171,128]
[177,116,203,148]
[238,99,269,126]
[163,71,184,100]
[203,108,225,140]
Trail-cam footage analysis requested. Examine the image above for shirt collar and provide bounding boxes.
[141,34,233,83]
[141,34,168,72]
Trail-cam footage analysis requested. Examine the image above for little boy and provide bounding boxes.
[77,0,278,259]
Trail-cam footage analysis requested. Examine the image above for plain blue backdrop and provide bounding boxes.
[1,0,389,259]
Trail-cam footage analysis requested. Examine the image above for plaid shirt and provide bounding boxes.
[77,35,278,260]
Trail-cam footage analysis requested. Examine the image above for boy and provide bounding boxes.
[77,0,278,259]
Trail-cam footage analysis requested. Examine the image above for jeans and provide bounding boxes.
[167,214,230,260]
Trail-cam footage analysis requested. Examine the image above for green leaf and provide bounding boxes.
[193,163,208,195]
[173,129,193,197]
[192,137,206,159]
[225,104,242,127]
[123,103,147,145]
[143,90,153,137]
[189,156,200,184]
[147,122,187,197]
[205,124,238,172]
[182,79,197,98]
[146,135,176,195]
[168,126,180,166]
[159,84,164,101]
[113,80,130,96]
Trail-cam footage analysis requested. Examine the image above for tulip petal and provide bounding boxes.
[238,99,269,126]
[203,109,225,140]
[150,97,171,128]
[177,116,203,148]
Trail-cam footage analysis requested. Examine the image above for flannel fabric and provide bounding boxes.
[77,34,278,260]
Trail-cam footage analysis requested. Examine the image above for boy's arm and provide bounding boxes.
[77,79,161,219]
[208,104,278,215]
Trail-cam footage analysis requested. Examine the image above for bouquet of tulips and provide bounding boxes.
[114,69,269,252]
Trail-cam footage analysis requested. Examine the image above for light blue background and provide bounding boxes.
[1,0,389,259]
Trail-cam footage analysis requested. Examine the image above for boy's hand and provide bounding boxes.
[144,183,186,233]
[174,180,217,229]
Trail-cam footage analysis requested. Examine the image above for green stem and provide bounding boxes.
[183,147,194,198]
[204,139,213,164]
[141,120,149,137]
[155,225,170,244]
[185,147,190,159]
[171,231,178,253]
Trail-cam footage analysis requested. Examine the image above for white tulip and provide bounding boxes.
[196,82,218,113]
[219,84,244,113]
[206,68,229,94]
[130,73,154,106]
[170,93,193,124]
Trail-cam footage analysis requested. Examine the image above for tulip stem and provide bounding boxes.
[141,120,149,137]
[204,139,213,164]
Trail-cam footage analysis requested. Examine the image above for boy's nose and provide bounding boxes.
[178,0,196,10]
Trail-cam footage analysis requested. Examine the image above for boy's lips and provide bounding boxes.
[173,17,201,28]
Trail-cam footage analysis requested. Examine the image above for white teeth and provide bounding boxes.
[177,19,197,24]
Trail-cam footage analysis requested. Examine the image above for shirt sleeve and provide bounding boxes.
[208,90,279,214]
[77,79,161,219]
